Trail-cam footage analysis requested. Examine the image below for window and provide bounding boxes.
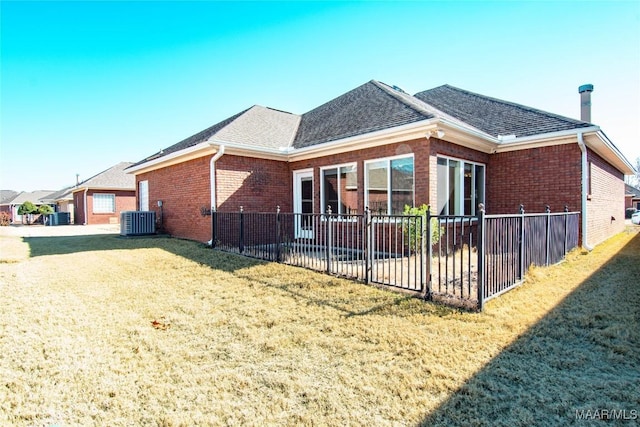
[365,155,414,214]
[321,164,357,214]
[93,193,115,214]
[437,157,485,216]
[139,180,149,211]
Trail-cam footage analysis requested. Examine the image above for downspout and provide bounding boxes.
[83,188,88,226]
[577,132,593,251]
[208,143,225,245]
[209,143,225,212]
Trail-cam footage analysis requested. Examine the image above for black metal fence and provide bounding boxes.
[477,205,580,309]
[211,205,580,310]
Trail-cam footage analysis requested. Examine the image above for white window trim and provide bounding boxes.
[437,155,486,216]
[320,162,357,215]
[364,153,415,215]
[93,193,116,214]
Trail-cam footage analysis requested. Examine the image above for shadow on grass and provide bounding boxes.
[420,232,640,426]
[23,233,459,318]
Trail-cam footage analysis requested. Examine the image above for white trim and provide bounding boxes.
[436,156,486,216]
[293,169,314,239]
[319,162,357,215]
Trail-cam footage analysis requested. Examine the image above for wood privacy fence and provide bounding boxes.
[211,205,580,310]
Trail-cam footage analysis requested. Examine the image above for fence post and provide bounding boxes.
[564,205,569,257]
[423,206,431,300]
[239,206,244,254]
[519,204,525,280]
[325,206,332,274]
[545,204,551,265]
[276,205,281,262]
[211,207,217,249]
[477,203,486,311]
[364,207,370,284]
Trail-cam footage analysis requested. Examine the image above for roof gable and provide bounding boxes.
[292,80,434,149]
[414,84,592,138]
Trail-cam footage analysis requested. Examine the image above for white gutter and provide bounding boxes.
[577,132,593,251]
[208,143,225,212]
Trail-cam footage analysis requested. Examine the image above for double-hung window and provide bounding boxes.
[437,157,485,216]
[93,193,116,214]
[321,164,358,215]
[365,155,414,215]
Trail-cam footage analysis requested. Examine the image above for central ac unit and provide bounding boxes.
[120,211,156,236]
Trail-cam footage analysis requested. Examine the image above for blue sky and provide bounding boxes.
[1,0,639,192]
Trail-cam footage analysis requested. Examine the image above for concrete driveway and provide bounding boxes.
[0,224,120,238]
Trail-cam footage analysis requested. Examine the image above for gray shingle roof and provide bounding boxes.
[76,162,135,190]
[214,105,300,148]
[132,106,299,167]
[626,184,640,198]
[292,80,434,149]
[134,80,604,169]
[0,190,19,204]
[5,190,57,205]
[414,85,592,138]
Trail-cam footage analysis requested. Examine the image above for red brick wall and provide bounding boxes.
[586,149,625,246]
[136,154,290,243]
[216,155,291,213]
[72,190,135,225]
[487,144,582,214]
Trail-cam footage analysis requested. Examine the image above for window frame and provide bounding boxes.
[139,180,149,211]
[92,193,116,214]
[364,153,415,215]
[320,162,358,215]
[436,155,486,216]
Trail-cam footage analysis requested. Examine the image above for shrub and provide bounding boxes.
[0,212,10,226]
[403,204,444,251]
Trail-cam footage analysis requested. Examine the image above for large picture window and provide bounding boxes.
[365,155,414,215]
[93,193,116,214]
[321,164,358,214]
[437,157,485,216]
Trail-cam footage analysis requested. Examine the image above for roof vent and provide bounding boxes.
[391,85,406,93]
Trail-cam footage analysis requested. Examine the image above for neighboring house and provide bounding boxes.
[0,190,56,224]
[127,80,635,248]
[48,186,76,224]
[625,184,640,210]
[72,162,136,225]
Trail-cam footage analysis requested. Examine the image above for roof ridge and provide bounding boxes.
[374,80,490,136]
[371,80,433,120]
[435,84,588,125]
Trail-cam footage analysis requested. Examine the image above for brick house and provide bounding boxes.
[128,80,635,248]
[0,190,56,224]
[626,184,640,211]
[72,162,136,225]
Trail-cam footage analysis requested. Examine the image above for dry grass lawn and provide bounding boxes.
[0,226,638,426]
